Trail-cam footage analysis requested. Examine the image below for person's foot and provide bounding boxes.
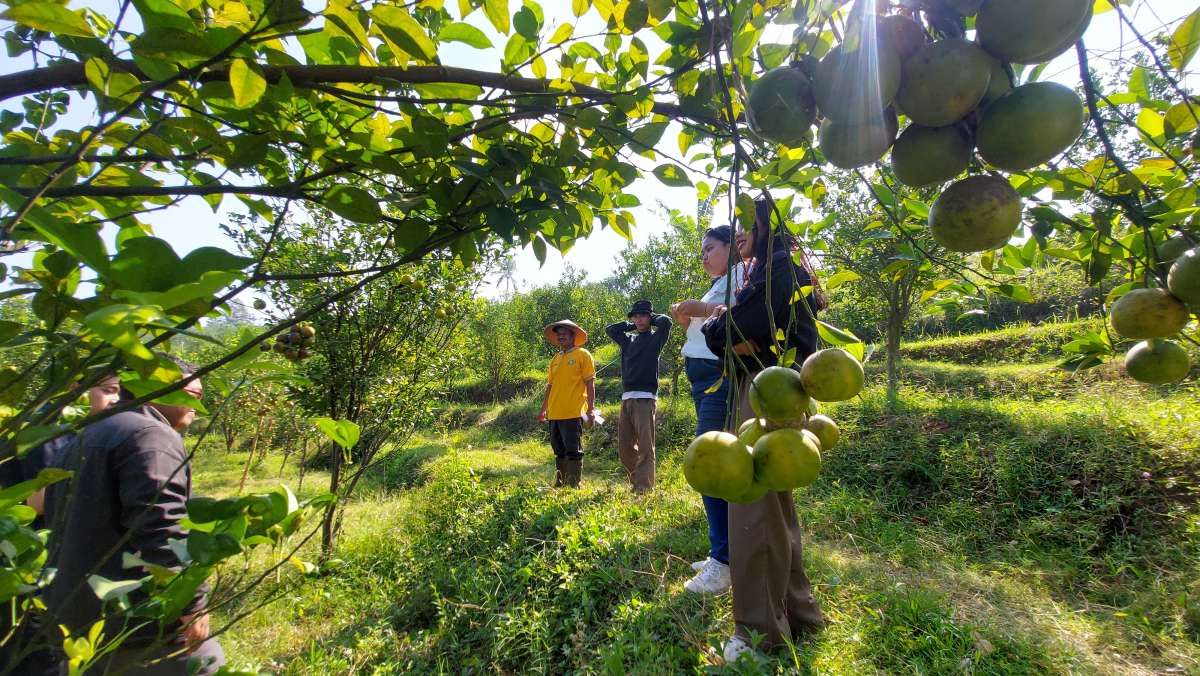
[722,635,755,664]
[684,558,731,595]
[690,558,710,573]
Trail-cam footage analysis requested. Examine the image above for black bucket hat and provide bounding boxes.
[627,299,653,317]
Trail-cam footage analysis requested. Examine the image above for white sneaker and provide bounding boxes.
[690,558,709,572]
[723,635,755,664]
[685,558,731,595]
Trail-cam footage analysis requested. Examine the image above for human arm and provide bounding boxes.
[605,320,632,346]
[539,383,550,423]
[671,300,722,319]
[115,426,206,617]
[584,378,596,422]
[650,313,673,353]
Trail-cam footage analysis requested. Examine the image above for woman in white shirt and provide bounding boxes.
[670,225,744,596]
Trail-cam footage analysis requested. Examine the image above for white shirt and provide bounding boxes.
[682,264,745,360]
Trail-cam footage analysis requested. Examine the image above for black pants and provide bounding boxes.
[548,418,584,461]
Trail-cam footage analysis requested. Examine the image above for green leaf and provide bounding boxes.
[823,269,861,290]
[0,187,109,275]
[994,283,1033,303]
[483,0,510,34]
[439,21,492,48]
[311,417,360,451]
[0,468,71,511]
[652,164,692,187]
[87,575,143,602]
[228,59,267,108]
[82,304,162,363]
[372,6,438,61]
[322,185,382,224]
[2,2,95,37]
[1168,7,1200,72]
[816,321,864,361]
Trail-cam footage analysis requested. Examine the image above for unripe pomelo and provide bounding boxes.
[737,418,770,448]
[980,56,1013,108]
[801,429,823,451]
[1124,339,1191,385]
[890,124,972,187]
[929,175,1022,253]
[749,366,811,426]
[819,109,898,170]
[748,67,818,147]
[683,432,755,501]
[1109,288,1189,339]
[804,414,840,450]
[879,14,926,61]
[1157,237,1193,270]
[813,43,902,123]
[1168,247,1200,306]
[800,349,865,402]
[977,0,1092,64]
[753,428,822,491]
[977,82,1084,171]
[727,479,770,504]
[895,39,992,127]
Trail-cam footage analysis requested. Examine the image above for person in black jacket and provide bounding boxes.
[44,359,225,675]
[702,198,826,664]
[606,300,672,493]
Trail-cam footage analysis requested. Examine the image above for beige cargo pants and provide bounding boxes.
[729,379,825,649]
[617,398,656,493]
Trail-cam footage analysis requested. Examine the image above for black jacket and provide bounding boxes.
[45,405,204,643]
[606,314,673,395]
[703,249,819,373]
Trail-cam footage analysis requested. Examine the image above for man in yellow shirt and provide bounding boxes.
[538,320,596,487]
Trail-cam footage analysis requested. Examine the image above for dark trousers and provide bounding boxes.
[729,378,824,649]
[93,638,225,676]
[686,357,732,565]
[548,418,583,461]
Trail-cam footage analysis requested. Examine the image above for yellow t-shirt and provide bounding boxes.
[546,348,596,420]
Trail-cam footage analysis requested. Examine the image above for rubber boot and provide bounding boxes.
[553,458,566,488]
[564,459,583,488]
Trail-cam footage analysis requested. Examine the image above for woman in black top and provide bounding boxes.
[702,198,825,663]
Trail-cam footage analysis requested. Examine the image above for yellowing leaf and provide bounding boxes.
[549,22,574,44]
[483,0,510,34]
[229,59,267,108]
[3,2,94,37]
[1168,7,1200,72]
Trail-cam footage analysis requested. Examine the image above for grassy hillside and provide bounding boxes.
[196,323,1200,674]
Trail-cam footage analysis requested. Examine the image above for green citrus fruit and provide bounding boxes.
[895,39,992,127]
[1168,247,1200,305]
[738,418,770,448]
[804,414,840,450]
[749,366,811,426]
[819,109,898,170]
[727,480,770,504]
[929,175,1022,253]
[801,428,823,451]
[683,431,756,500]
[813,43,902,123]
[890,123,972,187]
[753,428,822,491]
[1109,288,1189,339]
[1124,339,1191,384]
[800,348,865,402]
[807,399,819,416]
[879,14,926,61]
[980,56,1013,108]
[978,0,1092,64]
[977,82,1084,171]
[252,298,267,310]
[748,66,818,147]
[1158,237,1193,269]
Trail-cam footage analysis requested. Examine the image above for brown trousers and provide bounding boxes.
[729,380,824,649]
[617,398,656,493]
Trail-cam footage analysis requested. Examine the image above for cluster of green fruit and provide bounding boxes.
[1111,242,1199,384]
[682,349,865,503]
[747,0,1092,254]
[261,322,316,362]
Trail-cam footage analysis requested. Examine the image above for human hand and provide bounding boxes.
[732,340,759,356]
[180,612,210,652]
[538,409,547,423]
[670,302,688,325]
[709,304,728,318]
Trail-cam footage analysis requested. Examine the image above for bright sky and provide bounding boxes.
[1,1,1194,300]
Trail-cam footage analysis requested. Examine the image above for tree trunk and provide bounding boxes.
[297,437,309,492]
[237,412,267,494]
[886,284,903,411]
[321,442,341,557]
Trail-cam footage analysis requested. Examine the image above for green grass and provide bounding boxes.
[901,318,1104,364]
[194,326,1200,674]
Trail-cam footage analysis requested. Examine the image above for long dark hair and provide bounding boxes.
[749,198,828,311]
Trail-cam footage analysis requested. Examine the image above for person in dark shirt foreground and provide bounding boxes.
[46,359,224,675]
